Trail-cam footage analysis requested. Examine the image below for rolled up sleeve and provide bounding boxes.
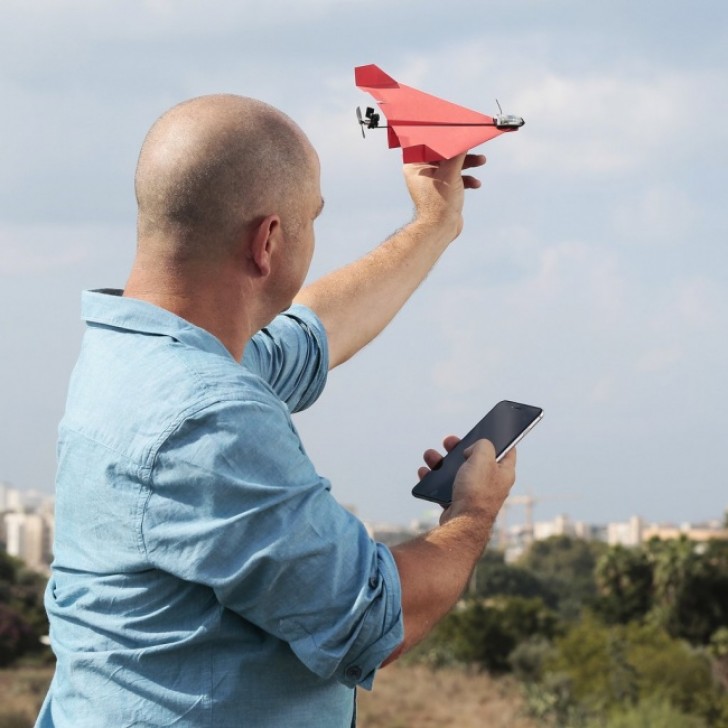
[288,541,403,688]
[242,304,329,413]
[141,396,403,688]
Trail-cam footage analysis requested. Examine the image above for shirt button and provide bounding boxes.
[346,665,363,681]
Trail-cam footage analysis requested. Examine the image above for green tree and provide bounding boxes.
[585,695,708,728]
[593,545,653,624]
[0,603,37,667]
[540,618,728,726]
[517,536,606,620]
[709,627,728,691]
[0,551,49,666]
[647,537,728,644]
[543,615,638,714]
[422,595,559,674]
[472,548,556,606]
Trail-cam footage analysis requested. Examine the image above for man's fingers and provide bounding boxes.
[464,439,497,464]
[499,446,517,470]
[502,446,516,463]
[443,435,460,452]
[422,448,444,470]
[462,153,486,170]
[424,437,499,474]
[462,175,482,190]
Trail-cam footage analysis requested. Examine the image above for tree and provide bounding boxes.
[421,596,559,674]
[543,615,638,714]
[472,549,556,606]
[517,536,606,620]
[710,628,728,691]
[586,695,708,728]
[540,618,728,726]
[594,544,653,624]
[0,551,49,666]
[647,537,728,644]
[0,603,37,667]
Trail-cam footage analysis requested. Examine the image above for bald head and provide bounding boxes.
[134,94,316,260]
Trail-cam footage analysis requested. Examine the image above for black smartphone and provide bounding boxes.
[411,400,543,506]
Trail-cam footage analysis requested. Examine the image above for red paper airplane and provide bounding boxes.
[354,64,524,163]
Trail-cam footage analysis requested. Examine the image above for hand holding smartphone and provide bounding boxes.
[411,400,543,506]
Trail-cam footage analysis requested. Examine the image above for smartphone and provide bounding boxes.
[411,400,543,506]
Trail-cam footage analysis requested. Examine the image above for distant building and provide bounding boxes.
[0,481,24,513]
[533,514,577,541]
[0,482,55,573]
[642,522,728,543]
[3,511,53,573]
[607,516,644,547]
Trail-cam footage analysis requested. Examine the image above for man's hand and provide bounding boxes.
[418,436,516,527]
[388,435,517,663]
[294,152,487,369]
[404,153,487,239]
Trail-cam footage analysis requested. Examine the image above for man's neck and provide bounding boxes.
[123,256,255,362]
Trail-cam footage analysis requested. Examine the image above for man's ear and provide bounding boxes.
[248,214,281,278]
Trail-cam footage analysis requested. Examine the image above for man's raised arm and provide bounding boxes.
[294,153,486,369]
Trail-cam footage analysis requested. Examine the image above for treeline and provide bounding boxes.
[410,535,728,728]
[4,534,728,725]
[0,551,49,667]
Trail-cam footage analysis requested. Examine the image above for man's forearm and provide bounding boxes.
[384,441,515,664]
[387,511,494,660]
[295,154,484,369]
[294,217,457,369]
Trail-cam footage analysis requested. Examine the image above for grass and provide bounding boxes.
[1,662,536,728]
[357,662,537,727]
[0,665,53,728]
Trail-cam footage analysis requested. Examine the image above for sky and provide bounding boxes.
[1,0,726,530]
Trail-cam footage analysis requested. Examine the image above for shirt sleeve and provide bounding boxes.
[141,395,403,689]
[241,304,329,413]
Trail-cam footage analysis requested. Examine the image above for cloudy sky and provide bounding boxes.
[1,0,726,530]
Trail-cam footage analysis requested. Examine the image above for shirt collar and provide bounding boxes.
[81,289,235,360]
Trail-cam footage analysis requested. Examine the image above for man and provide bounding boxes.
[37,94,516,727]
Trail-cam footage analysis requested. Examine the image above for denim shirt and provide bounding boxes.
[36,291,403,728]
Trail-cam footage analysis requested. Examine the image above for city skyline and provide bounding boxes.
[3,479,725,532]
[3,477,727,579]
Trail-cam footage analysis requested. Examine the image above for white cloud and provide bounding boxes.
[635,346,683,373]
[673,277,725,329]
[612,184,699,245]
[508,69,727,175]
[0,231,89,275]
[589,375,618,404]
[0,223,133,276]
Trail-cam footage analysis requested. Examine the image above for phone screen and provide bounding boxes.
[411,400,543,506]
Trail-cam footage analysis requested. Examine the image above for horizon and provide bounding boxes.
[2,479,725,532]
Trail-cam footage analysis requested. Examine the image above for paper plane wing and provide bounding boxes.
[355,64,514,163]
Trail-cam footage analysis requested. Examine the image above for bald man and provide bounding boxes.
[37,95,516,728]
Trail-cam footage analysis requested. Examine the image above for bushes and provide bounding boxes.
[410,535,728,727]
[414,596,559,673]
[584,695,708,728]
[0,552,48,667]
[0,605,37,668]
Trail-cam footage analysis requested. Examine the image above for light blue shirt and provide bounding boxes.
[37,290,403,728]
